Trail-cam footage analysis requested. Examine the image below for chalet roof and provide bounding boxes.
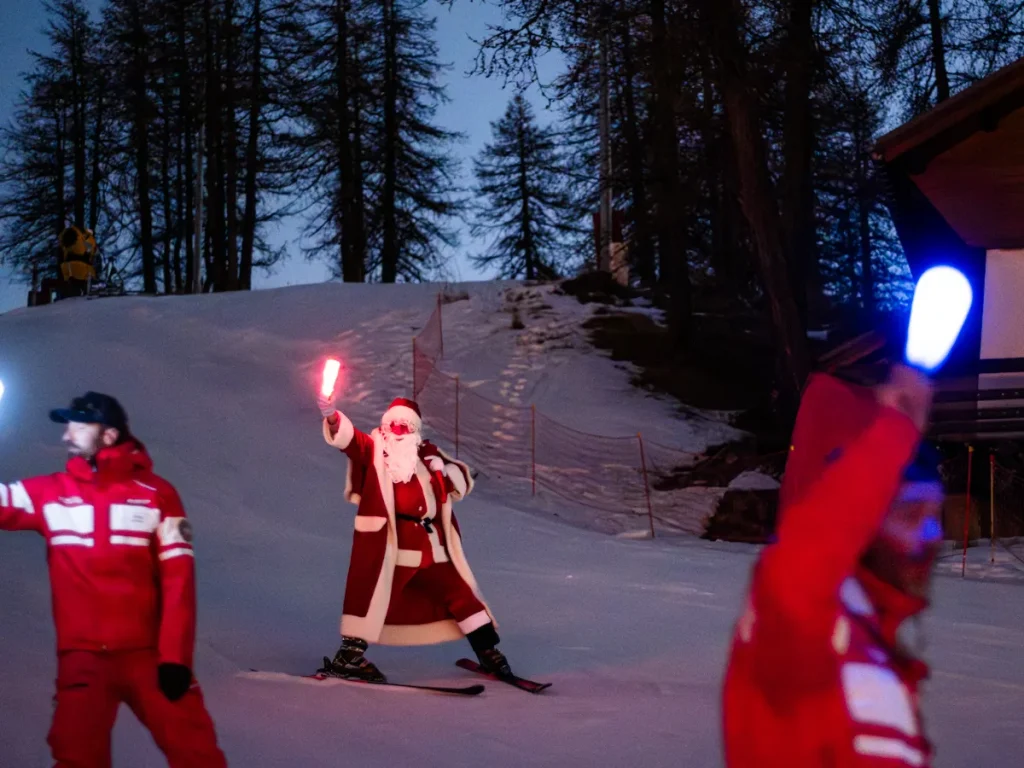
[873,57,1024,250]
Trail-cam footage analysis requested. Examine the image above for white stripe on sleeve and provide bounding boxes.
[159,547,195,561]
[9,482,35,514]
[853,735,925,766]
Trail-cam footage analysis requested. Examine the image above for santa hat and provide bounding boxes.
[780,373,939,513]
[382,397,422,433]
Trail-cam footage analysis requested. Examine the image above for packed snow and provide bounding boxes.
[0,282,1022,766]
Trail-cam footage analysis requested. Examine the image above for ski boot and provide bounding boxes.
[467,623,513,677]
[319,636,387,683]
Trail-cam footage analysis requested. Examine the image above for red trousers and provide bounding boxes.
[47,650,227,768]
[391,562,488,628]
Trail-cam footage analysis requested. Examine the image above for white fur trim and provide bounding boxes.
[324,412,355,450]
[382,405,421,433]
[340,539,395,642]
[354,516,387,533]
[378,620,465,646]
[446,464,467,497]
[396,549,423,568]
[457,610,491,635]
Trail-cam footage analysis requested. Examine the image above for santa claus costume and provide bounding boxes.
[316,395,512,682]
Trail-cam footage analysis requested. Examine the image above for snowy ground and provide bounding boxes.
[0,283,1023,766]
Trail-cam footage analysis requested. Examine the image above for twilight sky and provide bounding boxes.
[0,0,565,312]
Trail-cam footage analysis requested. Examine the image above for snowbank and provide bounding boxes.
[0,283,1021,767]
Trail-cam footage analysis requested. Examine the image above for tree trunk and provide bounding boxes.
[88,76,104,236]
[649,0,690,347]
[161,76,174,293]
[926,0,950,103]
[174,126,184,293]
[71,12,87,228]
[700,0,810,412]
[240,0,261,290]
[351,61,368,281]
[779,0,817,329]
[853,95,874,314]
[223,0,240,290]
[380,0,399,283]
[618,18,654,286]
[517,112,533,280]
[131,2,157,294]
[336,0,360,282]
[204,0,225,291]
[55,108,67,277]
[178,0,196,293]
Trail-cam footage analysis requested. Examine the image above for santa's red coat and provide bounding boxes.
[323,413,494,645]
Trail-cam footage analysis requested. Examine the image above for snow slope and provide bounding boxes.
[0,283,1022,767]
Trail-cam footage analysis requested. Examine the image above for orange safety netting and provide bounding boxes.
[413,298,702,536]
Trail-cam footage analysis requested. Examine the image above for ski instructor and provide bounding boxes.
[316,383,514,682]
[0,391,227,767]
[722,364,940,767]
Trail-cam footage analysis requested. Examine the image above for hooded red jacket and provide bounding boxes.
[723,379,933,767]
[0,441,197,667]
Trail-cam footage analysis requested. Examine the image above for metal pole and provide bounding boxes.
[531,404,536,496]
[193,124,204,294]
[961,444,974,578]
[412,337,418,398]
[454,375,460,459]
[598,5,612,273]
[990,453,996,564]
[637,433,655,539]
[437,292,444,358]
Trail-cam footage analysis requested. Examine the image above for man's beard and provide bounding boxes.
[382,432,421,484]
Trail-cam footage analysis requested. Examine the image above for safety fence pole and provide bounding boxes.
[531,404,536,497]
[412,337,418,398]
[962,444,974,578]
[637,433,655,539]
[454,375,460,459]
[990,453,996,564]
[437,293,443,358]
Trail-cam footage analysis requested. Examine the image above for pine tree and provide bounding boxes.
[0,67,69,285]
[274,0,377,281]
[376,0,463,283]
[470,94,570,280]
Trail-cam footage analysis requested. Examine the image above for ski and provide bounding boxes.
[455,658,552,694]
[240,666,484,696]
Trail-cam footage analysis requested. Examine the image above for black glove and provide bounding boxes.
[158,663,193,702]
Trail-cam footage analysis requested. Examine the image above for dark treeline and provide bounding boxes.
[2,0,1022,403]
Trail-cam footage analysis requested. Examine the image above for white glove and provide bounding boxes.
[316,392,337,419]
[426,456,446,476]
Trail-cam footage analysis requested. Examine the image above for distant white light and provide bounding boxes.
[0,379,5,404]
[905,265,973,372]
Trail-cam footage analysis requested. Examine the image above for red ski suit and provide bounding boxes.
[0,440,226,767]
[723,375,933,768]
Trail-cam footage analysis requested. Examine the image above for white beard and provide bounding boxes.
[382,432,421,484]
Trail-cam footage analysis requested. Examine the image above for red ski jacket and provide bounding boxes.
[723,377,933,767]
[0,440,198,667]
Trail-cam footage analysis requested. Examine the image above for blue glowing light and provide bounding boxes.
[905,266,973,372]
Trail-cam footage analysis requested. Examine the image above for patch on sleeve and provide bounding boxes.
[158,516,194,547]
[178,518,193,544]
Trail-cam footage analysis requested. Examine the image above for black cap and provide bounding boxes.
[50,392,129,433]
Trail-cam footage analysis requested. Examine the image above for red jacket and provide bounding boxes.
[723,397,933,767]
[0,441,197,667]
